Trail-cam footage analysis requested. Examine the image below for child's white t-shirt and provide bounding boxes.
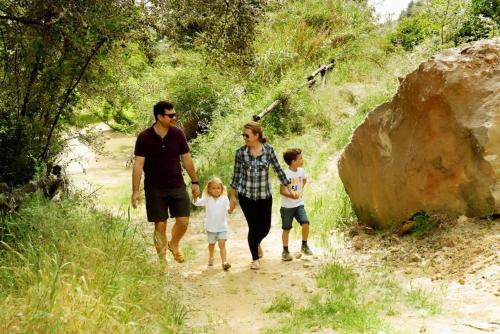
[193,195,230,232]
[281,168,307,208]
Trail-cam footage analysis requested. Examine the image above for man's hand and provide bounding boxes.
[131,190,140,208]
[191,184,200,198]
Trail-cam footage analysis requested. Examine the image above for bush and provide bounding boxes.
[167,67,237,139]
[390,14,437,51]
[453,0,499,45]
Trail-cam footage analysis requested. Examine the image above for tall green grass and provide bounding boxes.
[0,194,186,333]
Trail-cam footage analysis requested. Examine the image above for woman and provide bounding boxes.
[229,122,297,270]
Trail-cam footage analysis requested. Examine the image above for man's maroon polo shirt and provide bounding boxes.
[134,125,189,189]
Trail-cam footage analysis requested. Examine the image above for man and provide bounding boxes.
[131,101,200,273]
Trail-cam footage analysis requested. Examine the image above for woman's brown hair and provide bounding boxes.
[243,121,267,143]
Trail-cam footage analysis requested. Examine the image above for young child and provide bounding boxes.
[280,148,313,261]
[193,177,233,271]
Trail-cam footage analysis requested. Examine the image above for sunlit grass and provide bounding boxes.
[0,194,186,333]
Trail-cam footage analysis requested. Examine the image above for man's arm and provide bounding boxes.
[181,152,200,198]
[131,156,145,208]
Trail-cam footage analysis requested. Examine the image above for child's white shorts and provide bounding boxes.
[207,231,227,244]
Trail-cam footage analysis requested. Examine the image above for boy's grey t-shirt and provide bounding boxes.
[281,168,307,208]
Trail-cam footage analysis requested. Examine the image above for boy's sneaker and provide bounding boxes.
[301,244,313,255]
[282,249,293,261]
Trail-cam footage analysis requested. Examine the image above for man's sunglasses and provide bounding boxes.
[241,133,250,139]
[162,113,177,119]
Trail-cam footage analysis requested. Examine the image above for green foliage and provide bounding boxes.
[308,181,356,243]
[471,0,500,20]
[391,14,437,50]
[453,0,500,44]
[411,211,440,237]
[0,194,185,332]
[155,0,266,67]
[253,0,375,85]
[167,66,238,139]
[0,1,146,185]
[399,0,427,19]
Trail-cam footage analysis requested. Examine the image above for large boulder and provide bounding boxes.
[338,38,500,229]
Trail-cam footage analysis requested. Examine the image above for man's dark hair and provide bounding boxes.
[283,148,302,166]
[153,101,174,121]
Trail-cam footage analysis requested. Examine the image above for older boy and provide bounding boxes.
[280,148,313,261]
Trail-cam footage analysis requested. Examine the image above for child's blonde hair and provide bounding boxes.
[203,176,227,198]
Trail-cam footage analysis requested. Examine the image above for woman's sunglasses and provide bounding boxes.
[241,133,250,139]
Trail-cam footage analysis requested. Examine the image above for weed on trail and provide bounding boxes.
[405,287,442,316]
[265,263,389,334]
[264,293,295,314]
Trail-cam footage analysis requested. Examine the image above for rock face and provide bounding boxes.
[338,38,500,229]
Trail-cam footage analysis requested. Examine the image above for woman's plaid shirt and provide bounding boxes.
[231,143,290,200]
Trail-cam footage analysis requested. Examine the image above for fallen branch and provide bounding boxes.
[253,99,281,121]
[252,59,336,121]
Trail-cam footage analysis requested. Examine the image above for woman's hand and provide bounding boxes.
[290,190,300,199]
[229,196,237,213]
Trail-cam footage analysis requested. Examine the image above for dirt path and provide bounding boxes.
[167,209,325,333]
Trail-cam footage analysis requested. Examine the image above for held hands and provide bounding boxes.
[228,195,237,213]
[191,184,200,199]
[289,189,300,200]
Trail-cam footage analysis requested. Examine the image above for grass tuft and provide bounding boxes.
[264,293,295,313]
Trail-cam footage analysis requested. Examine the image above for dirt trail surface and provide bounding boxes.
[340,217,500,334]
[164,210,325,334]
[69,128,499,334]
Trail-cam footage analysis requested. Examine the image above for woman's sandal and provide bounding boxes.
[167,242,185,263]
[250,260,260,270]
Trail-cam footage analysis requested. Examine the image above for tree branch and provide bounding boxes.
[40,37,107,161]
[21,52,43,117]
[0,15,45,26]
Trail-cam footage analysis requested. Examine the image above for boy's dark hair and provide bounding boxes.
[153,101,174,121]
[283,148,302,166]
